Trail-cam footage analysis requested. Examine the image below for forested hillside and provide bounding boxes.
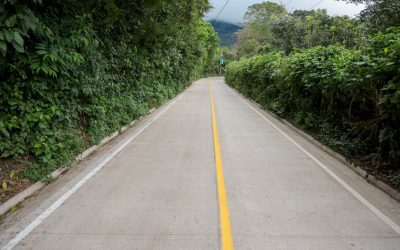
[209,20,240,47]
[226,0,400,189]
[0,0,218,200]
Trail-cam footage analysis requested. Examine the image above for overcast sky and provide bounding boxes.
[205,0,366,23]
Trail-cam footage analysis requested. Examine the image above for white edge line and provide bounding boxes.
[2,95,181,250]
[221,81,400,236]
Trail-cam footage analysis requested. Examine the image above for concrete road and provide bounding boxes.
[1,77,400,249]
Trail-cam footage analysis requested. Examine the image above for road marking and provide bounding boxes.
[2,95,181,250]
[210,82,234,250]
[222,81,400,236]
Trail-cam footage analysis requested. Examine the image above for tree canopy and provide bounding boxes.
[343,0,400,31]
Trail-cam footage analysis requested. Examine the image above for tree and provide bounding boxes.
[235,3,363,56]
[234,2,286,57]
[342,0,400,30]
[244,2,286,22]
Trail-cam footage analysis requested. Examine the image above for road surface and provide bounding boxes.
[1,77,400,249]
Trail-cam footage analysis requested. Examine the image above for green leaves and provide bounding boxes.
[22,9,39,33]
[0,1,42,56]
[0,120,10,138]
[2,180,7,191]
[3,30,14,43]
[11,31,24,52]
[0,40,6,56]
[13,31,24,46]
[0,0,217,183]
[0,30,25,53]
[226,29,400,174]
[0,127,10,138]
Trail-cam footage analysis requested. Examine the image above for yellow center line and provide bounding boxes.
[210,81,234,250]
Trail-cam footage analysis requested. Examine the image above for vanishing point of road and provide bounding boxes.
[1,77,400,249]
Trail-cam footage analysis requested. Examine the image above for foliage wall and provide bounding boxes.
[225,0,400,187]
[0,0,219,181]
[226,29,400,186]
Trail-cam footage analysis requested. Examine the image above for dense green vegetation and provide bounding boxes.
[346,0,400,31]
[234,3,364,57]
[0,0,219,188]
[226,1,400,188]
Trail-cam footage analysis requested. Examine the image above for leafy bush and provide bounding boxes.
[226,28,400,178]
[0,0,218,181]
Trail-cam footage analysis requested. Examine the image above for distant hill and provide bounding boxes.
[209,20,241,47]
